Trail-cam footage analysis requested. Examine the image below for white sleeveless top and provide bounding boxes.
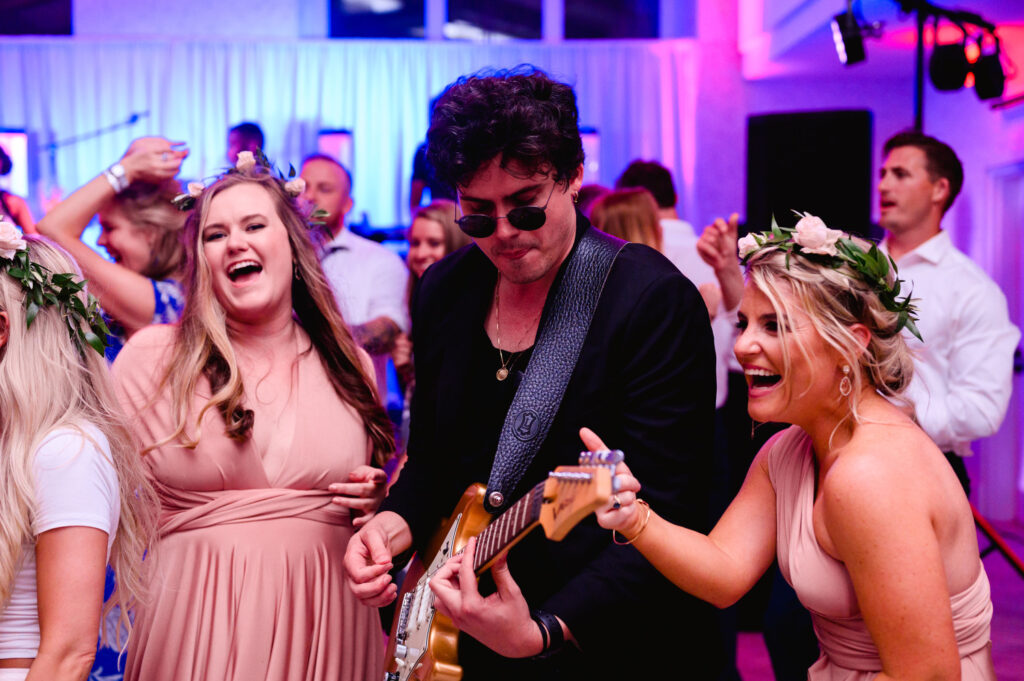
[0,425,120,658]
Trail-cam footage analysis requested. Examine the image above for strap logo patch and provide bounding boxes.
[513,409,541,441]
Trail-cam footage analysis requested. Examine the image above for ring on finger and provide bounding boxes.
[612,494,621,510]
[161,152,169,161]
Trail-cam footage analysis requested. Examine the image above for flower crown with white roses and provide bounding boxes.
[0,221,110,356]
[171,149,314,218]
[739,211,922,341]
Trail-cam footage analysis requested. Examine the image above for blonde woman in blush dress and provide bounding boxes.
[112,165,394,681]
[0,232,155,681]
[590,216,995,681]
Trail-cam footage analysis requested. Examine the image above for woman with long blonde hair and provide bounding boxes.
[112,160,394,681]
[590,214,995,680]
[0,229,155,681]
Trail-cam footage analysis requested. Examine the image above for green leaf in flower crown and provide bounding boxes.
[25,301,39,327]
[903,317,923,342]
[84,330,105,355]
[741,210,922,344]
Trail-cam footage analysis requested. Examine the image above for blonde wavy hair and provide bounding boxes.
[0,237,157,645]
[413,199,469,261]
[589,188,663,252]
[114,178,187,280]
[744,240,915,425]
[153,169,394,465]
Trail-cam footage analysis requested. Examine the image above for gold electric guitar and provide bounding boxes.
[383,449,623,681]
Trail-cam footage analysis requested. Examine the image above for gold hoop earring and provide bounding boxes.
[839,365,852,397]
[572,191,580,204]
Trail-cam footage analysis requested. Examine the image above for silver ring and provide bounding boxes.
[161,152,168,161]
[612,494,621,510]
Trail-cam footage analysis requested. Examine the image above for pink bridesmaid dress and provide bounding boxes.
[767,426,996,681]
[112,325,384,681]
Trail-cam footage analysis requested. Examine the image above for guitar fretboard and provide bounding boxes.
[472,482,546,572]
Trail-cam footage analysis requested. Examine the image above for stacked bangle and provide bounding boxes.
[612,499,652,545]
[530,609,565,659]
[103,163,129,194]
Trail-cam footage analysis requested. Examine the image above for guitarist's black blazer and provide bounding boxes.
[381,215,727,680]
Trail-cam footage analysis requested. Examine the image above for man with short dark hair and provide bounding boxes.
[226,121,264,164]
[344,67,723,680]
[879,131,1019,494]
[300,153,408,395]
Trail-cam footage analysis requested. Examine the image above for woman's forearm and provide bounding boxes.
[627,511,753,609]
[26,648,95,681]
[36,174,115,243]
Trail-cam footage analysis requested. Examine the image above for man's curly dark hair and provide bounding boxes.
[426,65,585,191]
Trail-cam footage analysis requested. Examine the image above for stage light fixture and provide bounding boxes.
[831,9,866,66]
[972,51,1006,100]
[929,23,969,91]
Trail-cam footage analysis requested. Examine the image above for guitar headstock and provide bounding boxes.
[538,449,624,541]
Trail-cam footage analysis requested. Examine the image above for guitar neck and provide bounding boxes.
[472,482,546,573]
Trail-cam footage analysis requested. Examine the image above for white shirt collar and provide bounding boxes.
[324,226,352,252]
[881,230,949,266]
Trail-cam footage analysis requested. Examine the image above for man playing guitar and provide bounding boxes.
[343,66,724,681]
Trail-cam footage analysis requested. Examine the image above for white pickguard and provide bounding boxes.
[387,514,463,681]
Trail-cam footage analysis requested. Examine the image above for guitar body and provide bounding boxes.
[384,484,492,681]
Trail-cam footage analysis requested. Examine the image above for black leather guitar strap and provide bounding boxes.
[484,227,626,513]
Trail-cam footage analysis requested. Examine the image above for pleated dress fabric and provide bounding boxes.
[767,426,996,681]
[113,325,383,681]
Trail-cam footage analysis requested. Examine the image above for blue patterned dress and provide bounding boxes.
[102,279,185,362]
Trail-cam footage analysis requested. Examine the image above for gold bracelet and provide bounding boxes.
[612,499,651,545]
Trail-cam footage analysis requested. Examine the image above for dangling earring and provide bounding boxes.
[572,190,580,204]
[839,365,852,397]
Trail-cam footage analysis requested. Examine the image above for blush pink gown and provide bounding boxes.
[766,426,996,681]
[112,325,384,681]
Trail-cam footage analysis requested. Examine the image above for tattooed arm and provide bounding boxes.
[351,316,402,355]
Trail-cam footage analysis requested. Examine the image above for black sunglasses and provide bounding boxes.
[455,184,557,238]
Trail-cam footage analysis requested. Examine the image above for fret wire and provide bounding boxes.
[489,519,500,563]
[474,481,546,572]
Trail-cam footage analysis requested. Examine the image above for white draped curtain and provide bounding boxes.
[972,161,1024,519]
[0,38,698,229]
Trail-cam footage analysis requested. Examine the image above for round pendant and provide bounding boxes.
[496,368,510,381]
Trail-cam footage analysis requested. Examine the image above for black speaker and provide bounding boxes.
[746,110,873,238]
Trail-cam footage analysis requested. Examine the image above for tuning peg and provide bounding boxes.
[577,449,625,465]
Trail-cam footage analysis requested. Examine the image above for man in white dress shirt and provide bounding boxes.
[878,132,1020,495]
[301,154,409,398]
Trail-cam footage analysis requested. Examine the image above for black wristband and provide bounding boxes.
[530,609,565,659]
